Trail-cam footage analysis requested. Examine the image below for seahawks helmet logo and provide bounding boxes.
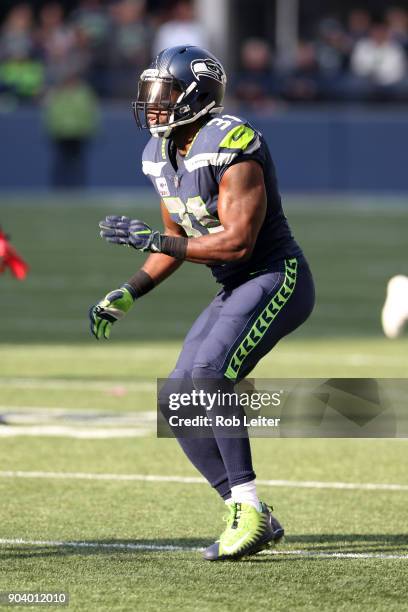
[191,59,226,84]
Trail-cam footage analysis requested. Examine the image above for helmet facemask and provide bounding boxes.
[132,72,217,138]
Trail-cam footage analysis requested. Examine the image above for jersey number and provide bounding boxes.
[162,196,223,238]
[206,114,242,131]
[162,115,242,236]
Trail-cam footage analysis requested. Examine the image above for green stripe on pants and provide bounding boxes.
[224,258,298,381]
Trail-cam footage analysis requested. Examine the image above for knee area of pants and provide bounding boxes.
[191,364,224,383]
[158,369,192,410]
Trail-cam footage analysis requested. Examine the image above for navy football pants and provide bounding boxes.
[159,256,315,499]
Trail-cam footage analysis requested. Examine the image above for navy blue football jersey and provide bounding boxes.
[142,113,302,285]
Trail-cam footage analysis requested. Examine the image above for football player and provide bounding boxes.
[90,46,315,560]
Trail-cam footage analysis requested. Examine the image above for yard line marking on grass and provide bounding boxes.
[266,352,405,366]
[0,408,157,438]
[1,471,408,492]
[0,539,407,560]
[258,479,408,492]
[0,471,204,483]
[0,378,156,392]
[0,538,196,552]
[0,407,156,424]
[264,549,408,560]
[0,427,152,439]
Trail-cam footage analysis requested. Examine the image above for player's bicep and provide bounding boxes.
[160,201,187,237]
[217,160,266,248]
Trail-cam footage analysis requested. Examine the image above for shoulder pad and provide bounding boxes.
[197,114,259,155]
[183,115,263,173]
[219,123,256,151]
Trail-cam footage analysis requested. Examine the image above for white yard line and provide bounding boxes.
[0,378,156,391]
[0,470,408,492]
[274,353,405,365]
[0,538,191,553]
[0,471,204,483]
[0,427,152,439]
[0,407,156,424]
[0,406,156,437]
[266,549,408,560]
[0,538,406,560]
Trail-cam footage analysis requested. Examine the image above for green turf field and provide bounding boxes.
[0,194,407,611]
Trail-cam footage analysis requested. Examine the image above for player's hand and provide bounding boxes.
[99,216,162,252]
[89,286,135,340]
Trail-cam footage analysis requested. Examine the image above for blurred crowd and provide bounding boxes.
[235,8,408,109]
[1,1,408,111]
[0,0,208,104]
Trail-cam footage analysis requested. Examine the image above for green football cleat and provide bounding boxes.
[203,501,284,561]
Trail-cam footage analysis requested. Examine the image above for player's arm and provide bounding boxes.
[184,160,266,263]
[140,201,185,283]
[99,160,266,265]
[89,202,184,340]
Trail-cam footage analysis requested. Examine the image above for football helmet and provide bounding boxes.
[133,45,226,138]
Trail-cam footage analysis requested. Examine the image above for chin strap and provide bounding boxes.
[149,101,222,138]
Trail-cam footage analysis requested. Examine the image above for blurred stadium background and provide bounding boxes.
[1,1,408,610]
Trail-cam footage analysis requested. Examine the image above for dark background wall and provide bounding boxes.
[1,106,408,192]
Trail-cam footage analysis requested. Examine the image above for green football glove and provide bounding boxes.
[89,286,135,340]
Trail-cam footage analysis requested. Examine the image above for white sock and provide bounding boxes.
[225,497,234,506]
[231,480,261,511]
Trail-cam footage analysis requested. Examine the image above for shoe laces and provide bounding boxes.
[231,502,259,530]
[233,502,272,534]
[220,503,236,536]
[231,502,241,529]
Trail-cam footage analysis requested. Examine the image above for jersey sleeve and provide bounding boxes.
[214,122,265,184]
[141,136,163,187]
